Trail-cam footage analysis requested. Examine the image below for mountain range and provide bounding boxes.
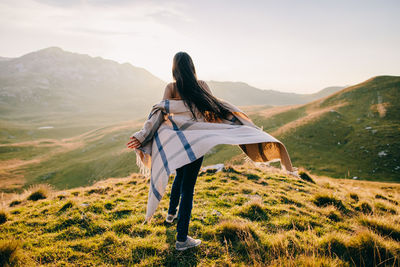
[0,47,344,125]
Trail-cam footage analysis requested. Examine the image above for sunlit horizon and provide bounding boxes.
[1,0,399,93]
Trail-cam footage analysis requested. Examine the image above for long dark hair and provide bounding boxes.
[172,52,231,122]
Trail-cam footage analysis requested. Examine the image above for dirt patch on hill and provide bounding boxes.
[271,102,348,136]
[370,102,390,117]
[246,104,302,118]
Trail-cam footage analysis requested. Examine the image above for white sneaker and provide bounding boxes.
[165,213,177,223]
[175,236,202,251]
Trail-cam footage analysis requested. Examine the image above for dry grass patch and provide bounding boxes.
[355,201,373,214]
[0,240,29,266]
[25,184,54,201]
[359,215,400,241]
[235,199,269,222]
[312,193,347,212]
[298,171,315,184]
[320,230,400,267]
[0,209,7,224]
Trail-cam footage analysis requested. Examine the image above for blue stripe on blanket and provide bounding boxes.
[151,130,170,201]
[154,131,170,174]
[168,116,197,161]
[151,179,162,201]
[165,99,170,113]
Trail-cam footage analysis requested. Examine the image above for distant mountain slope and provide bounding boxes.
[247,75,400,182]
[0,47,344,126]
[207,81,344,106]
[0,47,166,123]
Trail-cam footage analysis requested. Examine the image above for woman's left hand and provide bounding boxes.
[126,136,141,149]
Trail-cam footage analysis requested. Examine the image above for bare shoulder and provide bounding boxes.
[166,82,175,89]
[163,82,174,100]
[163,82,179,100]
[165,82,176,92]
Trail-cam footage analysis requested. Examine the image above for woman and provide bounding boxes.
[127,52,294,251]
[127,52,232,251]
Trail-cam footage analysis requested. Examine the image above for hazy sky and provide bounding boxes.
[1,0,399,93]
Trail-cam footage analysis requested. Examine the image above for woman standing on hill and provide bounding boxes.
[127,52,232,251]
[127,52,294,251]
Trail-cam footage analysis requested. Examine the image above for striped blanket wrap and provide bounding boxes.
[131,99,294,222]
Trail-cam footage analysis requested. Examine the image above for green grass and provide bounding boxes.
[251,106,307,133]
[207,76,400,182]
[283,76,400,182]
[1,166,399,266]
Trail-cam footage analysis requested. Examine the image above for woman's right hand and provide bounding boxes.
[126,136,141,149]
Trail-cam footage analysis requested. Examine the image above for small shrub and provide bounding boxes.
[112,219,133,235]
[298,171,315,183]
[26,184,53,201]
[347,231,398,266]
[0,210,7,224]
[359,216,400,241]
[374,202,396,214]
[280,195,303,207]
[58,201,74,212]
[223,166,241,174]
[312,193,346,212]
[349,193,359,202]
[355,202,373,214]
[236,200,269,221]
[9,200,21,207]
[241,188,253,194]
[0,240,25,266]
[327,210,341,222]
[111,209,133,219]
[214,220,259,243]
[85,202,104,214]
[104,201,116,210]
[55,226,84,241]
[57,195,66,200]
[321,231,399,267]
[375,194,387,200]
[86,186,111,195]
[269,230,304,257]
[245,173,260,181]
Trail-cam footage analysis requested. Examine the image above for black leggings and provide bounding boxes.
[168,156,204,242]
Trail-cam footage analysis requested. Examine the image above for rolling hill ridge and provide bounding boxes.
[244,75,400,182]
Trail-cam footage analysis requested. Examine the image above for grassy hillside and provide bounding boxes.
[0,120,143,196]
[0,75,398,200]
[212,76,400,182]
[277,76,400,182]
[1,165,399,266]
